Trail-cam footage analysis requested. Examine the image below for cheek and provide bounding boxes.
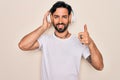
[64,19,69,23]
[52,19,59,24]
[52,20,58,25]
[64,20,69,25]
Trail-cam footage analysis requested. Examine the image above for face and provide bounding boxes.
[51,8,71,33]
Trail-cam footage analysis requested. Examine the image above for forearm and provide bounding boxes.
[18,26,46,50]
[88,39,104,70]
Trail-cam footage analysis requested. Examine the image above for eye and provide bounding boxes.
[63,16,67,19]
[54,15,59,19]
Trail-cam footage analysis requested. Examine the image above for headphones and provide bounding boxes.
[47,11,75,23]
[70,11,75,23]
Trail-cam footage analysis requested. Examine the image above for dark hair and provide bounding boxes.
[50,1,73,15]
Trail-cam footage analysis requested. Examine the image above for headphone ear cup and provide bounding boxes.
[71,12,75,23]
[47,14,51,22]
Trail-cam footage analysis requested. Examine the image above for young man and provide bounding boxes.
[18,1,104,80]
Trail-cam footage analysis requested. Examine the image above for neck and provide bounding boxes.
[54,31,71,39]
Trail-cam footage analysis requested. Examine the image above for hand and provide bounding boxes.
[42,11,52,30]
[78,24,92,45]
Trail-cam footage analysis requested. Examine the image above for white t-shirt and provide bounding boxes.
[38,34,90,80]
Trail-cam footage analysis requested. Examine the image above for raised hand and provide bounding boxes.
[78,24,92,45]
[42,11,52,30]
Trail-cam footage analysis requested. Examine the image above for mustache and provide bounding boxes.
[56,23,65,25]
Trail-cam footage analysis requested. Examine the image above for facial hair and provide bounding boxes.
[53,22,69,33]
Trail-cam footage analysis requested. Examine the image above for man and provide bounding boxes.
[18,1,104,80]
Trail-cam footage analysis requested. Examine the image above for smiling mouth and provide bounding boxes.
[57,24,64,28]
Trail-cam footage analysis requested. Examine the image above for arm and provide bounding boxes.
[78,24,104,70]
[18,11,51,51]
[87,39,104,70]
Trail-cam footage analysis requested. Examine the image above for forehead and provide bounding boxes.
[53,8,69,15]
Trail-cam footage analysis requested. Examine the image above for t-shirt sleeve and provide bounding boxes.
[37,34,47,50]
[82,46,90,59]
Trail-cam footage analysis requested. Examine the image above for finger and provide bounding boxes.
[78,32,84,39]
[43,11,49,20]
[79,35,83,40]
[43,11,51,25]
[80,39,85,45]
[84,24,88,32]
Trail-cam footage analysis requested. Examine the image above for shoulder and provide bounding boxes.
[37,34,54,47]
[37,34,53,44]
[38,34,53,39]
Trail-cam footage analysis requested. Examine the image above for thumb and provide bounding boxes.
[84,24,88,32]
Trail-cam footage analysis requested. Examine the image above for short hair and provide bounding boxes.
[50,1,73,15]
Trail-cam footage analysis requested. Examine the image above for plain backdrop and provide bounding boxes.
[0,0,120,80]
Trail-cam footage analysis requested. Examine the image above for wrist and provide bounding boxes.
[88,38,94,48]
[41,25,48,31]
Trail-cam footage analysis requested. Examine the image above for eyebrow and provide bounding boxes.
[53,14,68,17]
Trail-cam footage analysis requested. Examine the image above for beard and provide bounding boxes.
[52,22,69,33]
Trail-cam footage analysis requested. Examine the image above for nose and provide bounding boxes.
[59,17,63,23]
